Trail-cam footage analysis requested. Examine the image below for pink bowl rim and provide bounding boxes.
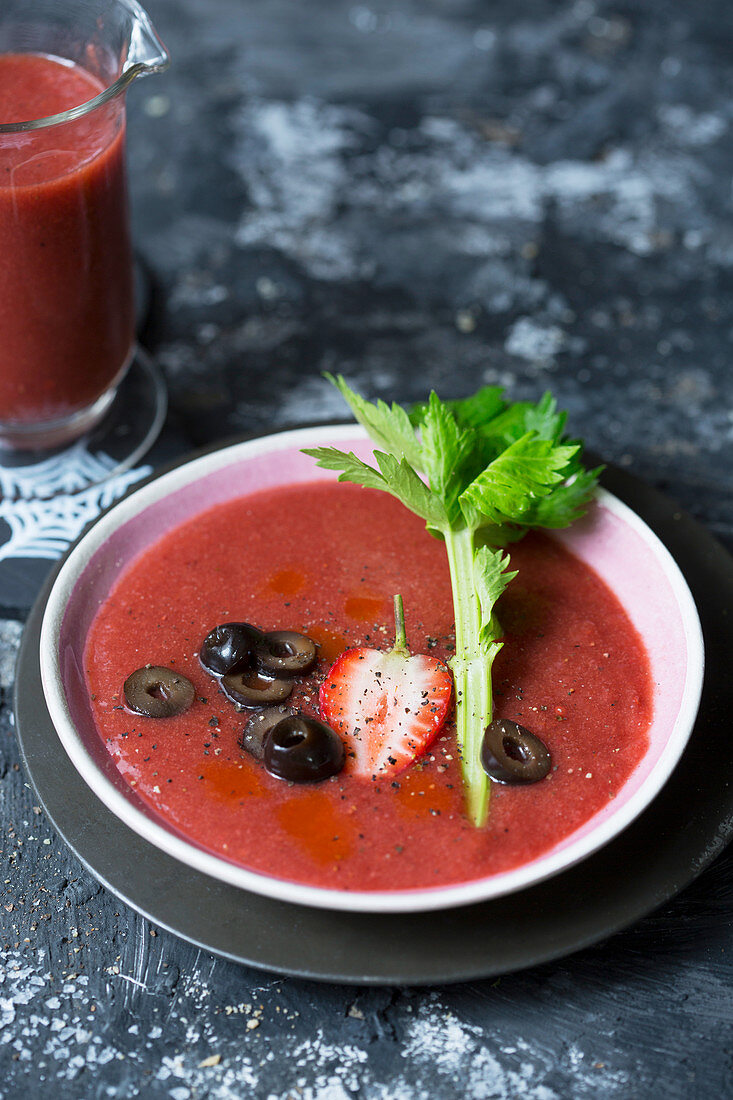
[39,425,705,914]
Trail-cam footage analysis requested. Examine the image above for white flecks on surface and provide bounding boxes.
[233,99,372,281]
[267,375,356,427]
[144,94,171,119]
[0,620,23,687]
[399,1004,637,1099]
[1,923,731,1098]
[230,100,711,289]
[168,278,230,310]
[657,105,727,147]
[400,1004,561,1100]
[505,317,566,363]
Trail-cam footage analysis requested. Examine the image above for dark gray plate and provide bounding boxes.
[14,454,733,985]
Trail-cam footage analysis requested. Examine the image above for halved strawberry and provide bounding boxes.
[319,596,453,778]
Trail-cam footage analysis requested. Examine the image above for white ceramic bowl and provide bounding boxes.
[40,425,705,913]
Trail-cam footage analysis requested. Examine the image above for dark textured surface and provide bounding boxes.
[2,0,733,1096]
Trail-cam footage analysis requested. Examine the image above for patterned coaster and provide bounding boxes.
[0,444,151,613]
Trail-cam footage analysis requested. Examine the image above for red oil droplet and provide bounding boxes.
[393,758,463,821]
[344,594,387,622]
[200,756,268,800]
[267,569,306,597]
[276,788,356,866]
[307,625,348,665]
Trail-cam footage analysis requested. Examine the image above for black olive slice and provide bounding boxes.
[480,719,552,785]
[200,622,262,677]
[123,666,195,718]
[221,668,293,707]
[263,715,345,782]
[239,705,295,760]
[254,630,317,678]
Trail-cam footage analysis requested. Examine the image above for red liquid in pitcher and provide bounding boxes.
[0,53,134,425]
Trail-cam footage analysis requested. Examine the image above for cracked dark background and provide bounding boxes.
[1,0,732,1096]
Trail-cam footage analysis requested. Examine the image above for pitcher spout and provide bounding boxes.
[125,0,170,78]
[0,0,170,134]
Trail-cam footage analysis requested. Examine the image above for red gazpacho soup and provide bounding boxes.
[85,481,652,892]
[0,53,134,425]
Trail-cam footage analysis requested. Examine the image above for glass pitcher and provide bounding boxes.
[0,0,169,451]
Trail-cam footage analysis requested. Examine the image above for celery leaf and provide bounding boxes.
[326,373,424,469]
[460,434,580,528]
